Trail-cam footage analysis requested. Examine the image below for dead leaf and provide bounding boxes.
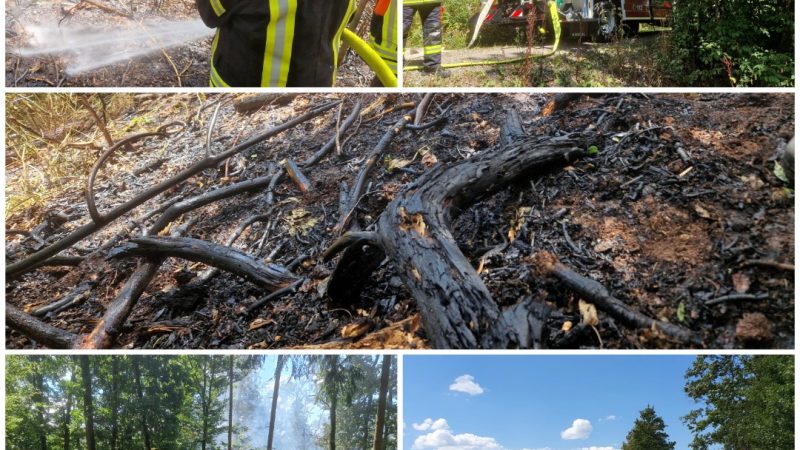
[385,156,412,172]
[579,299,599,326]
[248,318,276,331]
[285,208,319,236]
[341,320,373,339]
[694,204,713,219]
[732,272,751,293]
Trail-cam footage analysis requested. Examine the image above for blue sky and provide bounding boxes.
[404,355,698,450]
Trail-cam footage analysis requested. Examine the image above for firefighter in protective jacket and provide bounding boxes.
[196,0,355,87]
[369,0,398,80]
[403,0,446,74]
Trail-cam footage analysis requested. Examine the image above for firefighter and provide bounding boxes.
[403,0,449,76]
[369,0,398,85]
[196,0,355,87]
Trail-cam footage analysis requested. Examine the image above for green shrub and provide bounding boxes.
[664,0,794,86]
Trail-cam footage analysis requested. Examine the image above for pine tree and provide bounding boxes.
[621,406,675,450]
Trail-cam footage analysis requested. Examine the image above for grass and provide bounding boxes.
[5,94,136,224]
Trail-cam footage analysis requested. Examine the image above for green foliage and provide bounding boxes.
[682,355,794,450]
[405,0,480,50]
[663,0,794,86]
[621,406,675,450]
[6,355,397,450]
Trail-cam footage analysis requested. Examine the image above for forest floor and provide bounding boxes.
[5,0,375,87]
[5,93,795,349]
[404,30,672,87]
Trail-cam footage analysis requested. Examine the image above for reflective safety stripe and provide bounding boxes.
[209,0,225,16]
[382,0,397,64]
[331,0,356,85]
[262,0,297,87]
[423,44,442,55]
[209,30,230,87]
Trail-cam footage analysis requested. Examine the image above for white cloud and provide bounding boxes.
[560,419,593,440]
[413,418,450,431]
[412,428,503,450]
[449,374,485,395]
[598,415,617,421]
[580,447,618,450]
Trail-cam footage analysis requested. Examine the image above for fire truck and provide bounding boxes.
[469,0,672,42]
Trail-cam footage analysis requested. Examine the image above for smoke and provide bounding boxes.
[15,19,214,75]
[215,361,326,449]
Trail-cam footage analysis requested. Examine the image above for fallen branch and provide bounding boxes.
[284,159,312,194]
[336,111,415,233]
[108,236,298,291]
[533,251,700,345]
[6,304,77,349]
[7,100,339,278]
[31,281,95,317]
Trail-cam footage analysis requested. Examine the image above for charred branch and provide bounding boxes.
[6,304,77,349]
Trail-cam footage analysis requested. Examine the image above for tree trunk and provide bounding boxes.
[32,356,48,450]
[79,356,96,450]
[110,358,120,450]
[63,371,74,450]
[372,356,391,450]
[227,355,233,450]
[267,355,286,450]
[201,359,209,450]
[329,358,339,450]
[132,358,152,450]
[361,395,373,450]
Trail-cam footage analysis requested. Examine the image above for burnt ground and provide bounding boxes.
[5,0,375,87]
[5,93,795,349]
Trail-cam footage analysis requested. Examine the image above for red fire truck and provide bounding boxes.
[469,0,672,41]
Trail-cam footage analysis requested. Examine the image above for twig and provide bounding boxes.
[414,93,435,126]
[533,251,700,345]
[302,101,362,167]
[245,278,305,314]
[7,100,339,278]
[740,259,794,271]
[706,293,770,306]
[284,159,313,194]
[337,111,415,232]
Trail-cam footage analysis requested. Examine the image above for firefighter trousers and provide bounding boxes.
[370,0,398,78]
[402,4,443,69]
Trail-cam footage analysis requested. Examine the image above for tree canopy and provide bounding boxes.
[5,355,397,450]
[621,405,675,450]
[683,355,794,450]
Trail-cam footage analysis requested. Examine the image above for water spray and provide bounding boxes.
[15,19,214,75]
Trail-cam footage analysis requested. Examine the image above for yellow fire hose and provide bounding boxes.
[342,28,398,87]
[404,0,561,71]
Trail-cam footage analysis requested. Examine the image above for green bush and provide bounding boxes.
[664,0,794,86]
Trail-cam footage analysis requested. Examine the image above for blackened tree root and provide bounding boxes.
[326,132,593,348]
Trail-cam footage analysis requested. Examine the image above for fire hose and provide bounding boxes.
[342,28,398,87]
[404,0,561,71]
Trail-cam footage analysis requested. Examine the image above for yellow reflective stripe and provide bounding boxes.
[262,0,296,87]
[424,44,442,54]
[209,31,230,87]
[331,0,356,85]
[209,0,225,16]
[381,0,397,60]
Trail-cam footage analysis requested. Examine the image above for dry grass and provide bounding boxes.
[5,93,136,224]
